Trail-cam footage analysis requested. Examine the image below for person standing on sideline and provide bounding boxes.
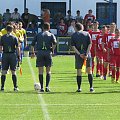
[31,22,57,92]
[71,23,94,92]
[0,25,20,91]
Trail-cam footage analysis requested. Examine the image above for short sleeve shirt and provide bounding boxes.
[71,31,91,54]
[31,31,57,51]
[0,34,18,53]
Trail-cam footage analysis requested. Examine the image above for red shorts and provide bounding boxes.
[91,48,96,57]
[103,52,109,62]
[91,43,96,58]
[96,51,103,60]
[110,55,120,67]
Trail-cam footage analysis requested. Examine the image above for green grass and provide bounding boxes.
[0,56,120,120]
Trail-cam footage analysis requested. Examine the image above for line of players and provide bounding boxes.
[89,21,120,83]
[0,22,27,68]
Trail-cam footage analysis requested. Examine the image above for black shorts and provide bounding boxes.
[75,54,92,69]
[36,50,52,67]
[2,53,17,71]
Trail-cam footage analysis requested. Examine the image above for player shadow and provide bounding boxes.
[1,89,120,95]
[42,90,120,95]
[0,90,38,94]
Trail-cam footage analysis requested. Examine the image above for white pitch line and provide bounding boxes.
[27,57,51,120]
[1,103,120,106]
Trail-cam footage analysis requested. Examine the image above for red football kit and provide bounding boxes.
[108,38,120,81]
[108,38,120,67]
[89,31,101,57]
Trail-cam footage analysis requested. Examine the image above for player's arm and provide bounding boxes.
[86,33,92,56]
[51,35,57,55]
[0,36,3,52]
[30,34,37,58]
[23,31,27,47]
[15,37,21,61]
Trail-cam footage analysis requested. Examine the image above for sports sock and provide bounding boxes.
[112,69,115,79]
[46,73,51,88]
[77,76,82,90]
[12,75,17,88]
[1,75,6,88]
[88,74,93,88]
[103,66,107,76]
[100,63,103,76]
[92,60,94,74]
[39,74,43,89]
[96,62,100,75]
[116,69,119,81]
[109,64,112,75]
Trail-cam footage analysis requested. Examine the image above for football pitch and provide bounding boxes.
[0,56,120,120]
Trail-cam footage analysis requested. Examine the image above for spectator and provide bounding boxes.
[75,10,83,24]
[3,9,11,26]
[21,8,30,29]
[54,10,64,27]
[67,19,76,36]
[57,18,67,36]
[84,9,95,29]
[26,14,38,31]
[11,8,21,22]
[64,10,74,26]
[42,8,50,23]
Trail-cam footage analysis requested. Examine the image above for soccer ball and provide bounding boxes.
[34,83,40,91]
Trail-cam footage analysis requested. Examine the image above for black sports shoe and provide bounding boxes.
[1,87,4,91]
[45,87,50,92]
[90,88,94,93]
[96,74,100,77]
[76,89,82,92]
[14,87,19,92]
[40,89,44,92]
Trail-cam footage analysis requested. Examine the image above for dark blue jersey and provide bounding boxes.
[31,31,57,51]
[0,34,18,53]
[71,31,91,54]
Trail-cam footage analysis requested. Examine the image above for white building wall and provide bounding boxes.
[0,0,120,27]
[26,0,69,16]
[71,0,120,28]
[0,0,24,14]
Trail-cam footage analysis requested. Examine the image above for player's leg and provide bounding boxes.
[103,62,108,80]
[75,54,84,92]
[116,56,120,83]
[20,42,24,64]
[45,67,51,92]
[86,56,94,92]
[1,53,9,91]
[111,55,116,83]
[96,57,100,77]
[45,51,52,92]
[10,53,18,91]
[76,69,82,92]
[36,51,45,92]
[38,67,44,92]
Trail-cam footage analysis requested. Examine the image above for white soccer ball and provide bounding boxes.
[34,83,40,91]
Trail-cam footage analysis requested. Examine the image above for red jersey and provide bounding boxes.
[101,33,108,49]
[107,33,115,43]
[108,38,120,56]
[84,14,95,21]
[107,33,115,54]
[89,31,101,45]
[58,23,67,35]
[96,34,105,51]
